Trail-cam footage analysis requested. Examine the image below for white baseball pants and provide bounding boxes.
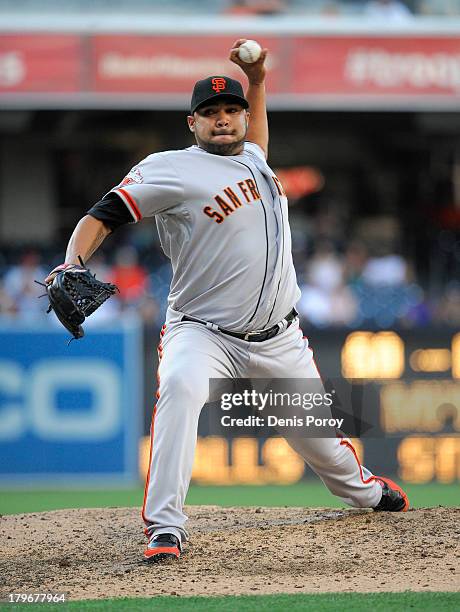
[142,312,382,544]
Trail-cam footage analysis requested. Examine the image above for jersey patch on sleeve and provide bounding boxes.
[120,166,143,187]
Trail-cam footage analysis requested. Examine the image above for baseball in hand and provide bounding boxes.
[238,40,262,64]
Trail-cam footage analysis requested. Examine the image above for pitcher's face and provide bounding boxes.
[188,101,249,156]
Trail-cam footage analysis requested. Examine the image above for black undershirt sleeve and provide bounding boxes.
[87,192,134,231]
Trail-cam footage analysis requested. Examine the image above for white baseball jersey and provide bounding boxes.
[108,142,300,332]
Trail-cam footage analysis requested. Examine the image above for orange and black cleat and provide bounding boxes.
[143,533,181,563]
[373,477,409,512]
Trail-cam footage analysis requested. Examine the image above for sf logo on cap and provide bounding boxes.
[212,78,226,93]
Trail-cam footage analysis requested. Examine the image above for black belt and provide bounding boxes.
[181,308,298,343]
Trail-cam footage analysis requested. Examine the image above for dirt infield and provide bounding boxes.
[1,506,458,600]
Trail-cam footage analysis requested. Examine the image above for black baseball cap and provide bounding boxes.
[190,76,249,114]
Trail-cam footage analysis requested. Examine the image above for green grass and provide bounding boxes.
[0,482,458,516]
[1,593,459,611]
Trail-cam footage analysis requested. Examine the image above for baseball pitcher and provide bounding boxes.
[45,40,409,563]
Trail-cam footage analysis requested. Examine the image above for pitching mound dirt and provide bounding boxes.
[1,506,458,600]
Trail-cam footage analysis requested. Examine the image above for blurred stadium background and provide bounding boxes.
[0,0,459,513]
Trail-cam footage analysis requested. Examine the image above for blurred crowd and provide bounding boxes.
[1,228,458,330]
[292,213,459,329]
[1,0,459,17]
[223,0,460,18]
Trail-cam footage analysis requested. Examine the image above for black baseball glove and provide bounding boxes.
[43,259,118,340]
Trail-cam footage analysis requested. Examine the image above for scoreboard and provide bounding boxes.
[339,330,460,484]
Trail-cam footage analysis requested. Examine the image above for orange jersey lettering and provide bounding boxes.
[214,195,234,216]
[272,175,286,196]
[203,177,259,224]
[203,206,224,224]
[245,179,260,201]
[223,187,243,209]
